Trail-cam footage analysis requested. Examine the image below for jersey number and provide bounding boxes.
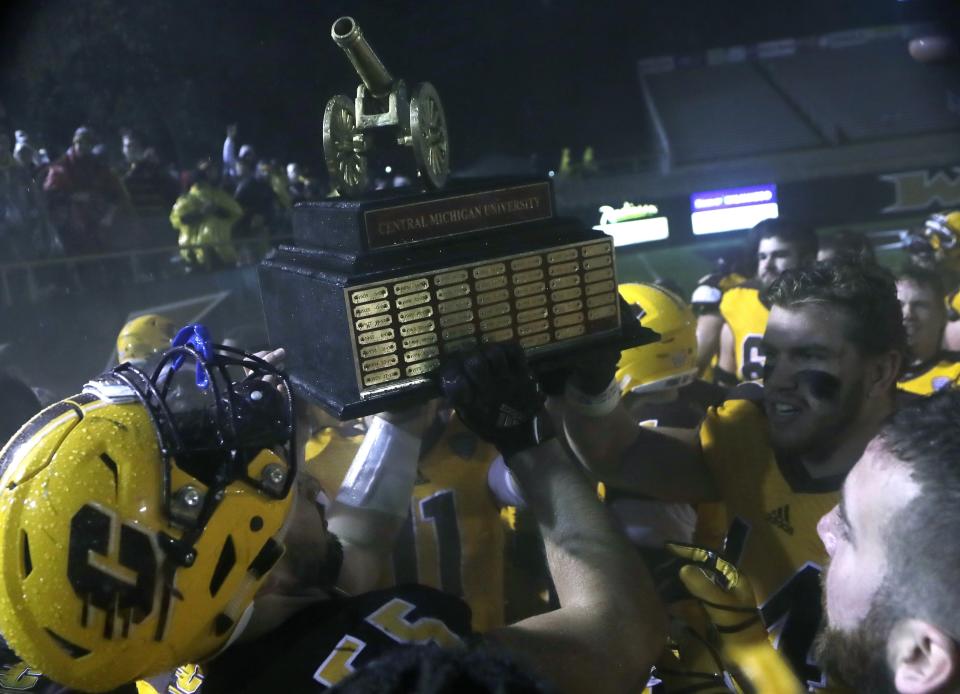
[312,598,461,687]
[393,490,464,596]
[760,562,824,687]
[741,335,765,382]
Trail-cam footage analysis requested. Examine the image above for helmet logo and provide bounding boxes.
[67,504,159,637]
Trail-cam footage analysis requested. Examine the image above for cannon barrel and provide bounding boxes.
[331,16,394,99]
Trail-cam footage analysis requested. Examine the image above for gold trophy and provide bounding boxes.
[323,16,450,195]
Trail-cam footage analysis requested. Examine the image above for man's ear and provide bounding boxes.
[889,619,958,694]
[868,349,902,397]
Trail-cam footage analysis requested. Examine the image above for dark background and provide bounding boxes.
[1,0,956,174]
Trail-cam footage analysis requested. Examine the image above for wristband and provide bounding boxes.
[564,377,620,417]
[335,416,419,518]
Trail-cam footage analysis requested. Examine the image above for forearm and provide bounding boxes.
[488,439,666,692]
[327,412,425,593]
[562,400,716,502]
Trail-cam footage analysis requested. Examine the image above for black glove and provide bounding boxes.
[439,343,554,457]
[568,342,621,396]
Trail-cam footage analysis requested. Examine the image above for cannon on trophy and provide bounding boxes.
[323,16,450,196]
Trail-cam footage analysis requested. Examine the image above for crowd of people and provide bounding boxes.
[0,123,330,280]
[1,211,960,694]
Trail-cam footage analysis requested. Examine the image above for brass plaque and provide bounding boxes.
[555,325,586,340]
[404,345,440,363]
[514,281,546,298]
[474,275,508,292]
[553,299,584,315]
[363,367,401,387]
[512,269,544,285]
[360,342,398,359]
[473,262,506,279]
[351,287,388,304]
[436,283,470,300]
[442,323,476,340]
[547,248,578,263]
[399,320,434,337]
[549,275,581,290]
[517,307,549,323]
[511,256,543,271]
[356,314,393,331]
[406,359,441,377]
[517,319,549,336]
[479,315,512,331]
[435,269,469,286]
[550,287,582,303]
[357,328,395,345]
[394,278,430,295]
[353,300,391,318]
[477,302,510,319]
[476,289,510,305]
[396,291,432,310]
[520,333,551,348]
[548,261,579,277]
[438,310,474,328]
[588,305,617,321]
[585,279,615,296]
[362,354,399,372]
[586,293,616,309]
[581,242,611,258]
[398,306,434,322]
[445,337,478,353]
[554,312,585,328]
[402,333,438,349]
[584,268,614,283]
[582,255,612,270]
[438,297,473,315]
[482,328,515,343]
[364,181,553,250]
[515,294,547,310]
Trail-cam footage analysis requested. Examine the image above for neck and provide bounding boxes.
[799,393,895,479]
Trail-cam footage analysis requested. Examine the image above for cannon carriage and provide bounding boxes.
[323,16,450,196]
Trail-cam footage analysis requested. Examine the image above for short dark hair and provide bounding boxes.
[897,266,946,305]
[751,218,818,261]
[763,261,906,358]
[330,644,554,694]
[818,230,876,264]
[876,390,960,639]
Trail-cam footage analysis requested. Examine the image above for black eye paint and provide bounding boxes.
[796,369,842,401]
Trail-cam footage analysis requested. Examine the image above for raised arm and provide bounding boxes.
[440,344,667,694]
[559,346,718,502]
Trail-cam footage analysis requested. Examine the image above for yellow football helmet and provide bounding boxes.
[117,314,176,365]
[616,283,698,394]
[0,332,296,692]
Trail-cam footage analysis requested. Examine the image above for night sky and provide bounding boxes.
[0,0,955,176]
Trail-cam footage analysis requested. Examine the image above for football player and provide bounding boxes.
[896,267,960,395]
[691,267,746,379]
[0,338,664,693]
[816,390,960,692]
[116,313,176,368]
[716,219,818,385]
[563,261,905,690]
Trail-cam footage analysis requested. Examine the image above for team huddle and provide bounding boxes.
[1,214,960,693]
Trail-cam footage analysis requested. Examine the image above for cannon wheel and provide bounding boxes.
[409,82,449,189]
[323,94,367,195]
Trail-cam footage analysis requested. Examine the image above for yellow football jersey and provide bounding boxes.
[698,394,845,692]
[719,282,769,383]
[306,416,505,632]
[391,416,504,631]
[897,354,960,395]
[947,289,960,320]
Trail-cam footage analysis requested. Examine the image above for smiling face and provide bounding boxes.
[761,303,873,457]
